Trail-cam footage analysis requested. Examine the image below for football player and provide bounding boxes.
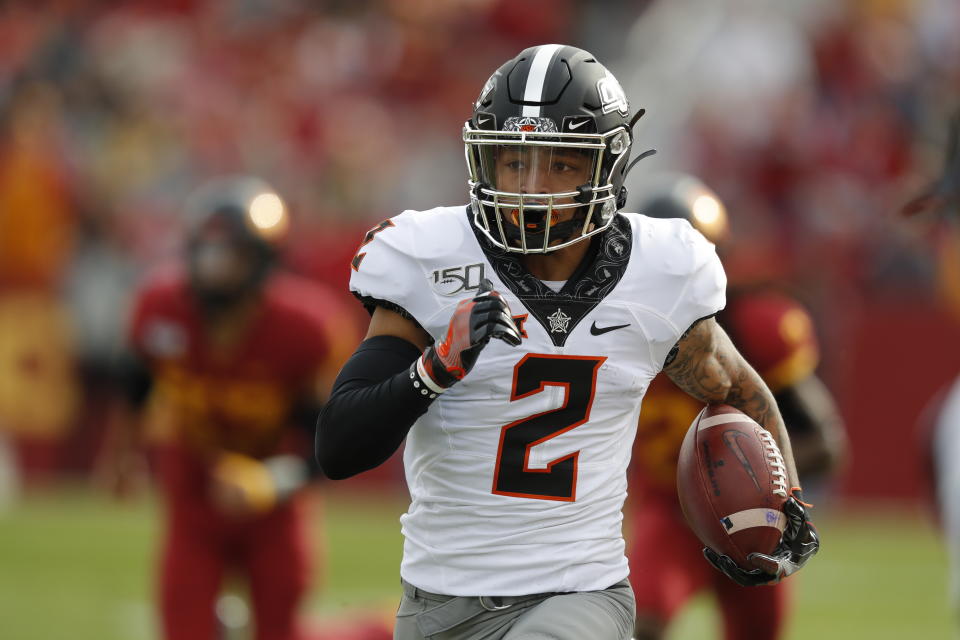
[903,109,960,625]
[628,174,846,640]
[110,176,355,640]
[316,45,820,640]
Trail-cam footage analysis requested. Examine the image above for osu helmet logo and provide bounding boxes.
[475,74,497,110]
[597,73,629,116]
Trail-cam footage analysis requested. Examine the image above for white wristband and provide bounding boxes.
[412,356,446,397]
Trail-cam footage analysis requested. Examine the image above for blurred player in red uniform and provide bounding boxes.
[113,176,355,640]
[628,175,847,640]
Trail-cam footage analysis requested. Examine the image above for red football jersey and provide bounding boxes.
[631,289,819,496]
[129,266,353,465]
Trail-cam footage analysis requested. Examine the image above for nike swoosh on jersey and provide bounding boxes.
[589,321,630,335]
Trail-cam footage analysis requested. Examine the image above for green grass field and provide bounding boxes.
[0,485,952,639]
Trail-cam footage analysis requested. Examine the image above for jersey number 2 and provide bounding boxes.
[492,354,606,502]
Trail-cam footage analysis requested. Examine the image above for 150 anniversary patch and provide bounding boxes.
[431,263,486,296]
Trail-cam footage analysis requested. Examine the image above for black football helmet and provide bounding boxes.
[464,44,647,253]
[637,173,729,245]
[183,176,290,310]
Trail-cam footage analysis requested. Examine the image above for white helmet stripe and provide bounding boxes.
[521,44,564,117]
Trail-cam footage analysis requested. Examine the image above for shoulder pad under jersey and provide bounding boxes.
[348,207,473,328]
[630,213,727,335]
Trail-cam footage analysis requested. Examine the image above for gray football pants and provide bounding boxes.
[393,578,635,640]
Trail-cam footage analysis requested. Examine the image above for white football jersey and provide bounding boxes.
[349,205,726,596]
[933,375,960,606]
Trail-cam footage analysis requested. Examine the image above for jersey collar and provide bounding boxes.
[468,207,632,347]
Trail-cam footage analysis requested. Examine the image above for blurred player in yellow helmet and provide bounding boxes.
[628,174,847,640]
[106,176,356,640]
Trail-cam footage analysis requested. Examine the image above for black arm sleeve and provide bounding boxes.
[289,399,326,479]
[315,335,433,480]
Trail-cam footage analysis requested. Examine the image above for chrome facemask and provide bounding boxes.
[464,117,631,253]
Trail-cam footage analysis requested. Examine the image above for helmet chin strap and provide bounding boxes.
[500,207,590,250]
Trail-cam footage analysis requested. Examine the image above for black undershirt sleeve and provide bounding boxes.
[288,399,326,479]
[315,335,433,480]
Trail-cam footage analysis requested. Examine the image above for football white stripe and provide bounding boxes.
[720,508,787,534]
[522,44,563,117]
[697,413,757,431]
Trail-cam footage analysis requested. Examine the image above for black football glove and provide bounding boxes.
[704,489,820,587]
[416,278,521,391]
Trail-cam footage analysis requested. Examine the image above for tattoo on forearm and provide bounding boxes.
[663,315,713,368]
[664,316,796,483]
[664,318,727,402]
[664,318,775,430]
[723,367,774,429]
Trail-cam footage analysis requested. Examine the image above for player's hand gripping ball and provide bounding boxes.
[418,278,521,389]
[676,404,819,586]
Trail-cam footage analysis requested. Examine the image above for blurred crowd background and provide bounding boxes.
[3,0,960,638]
[1,0,959,524]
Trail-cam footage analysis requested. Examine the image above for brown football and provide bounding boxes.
[676,404,790,569]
